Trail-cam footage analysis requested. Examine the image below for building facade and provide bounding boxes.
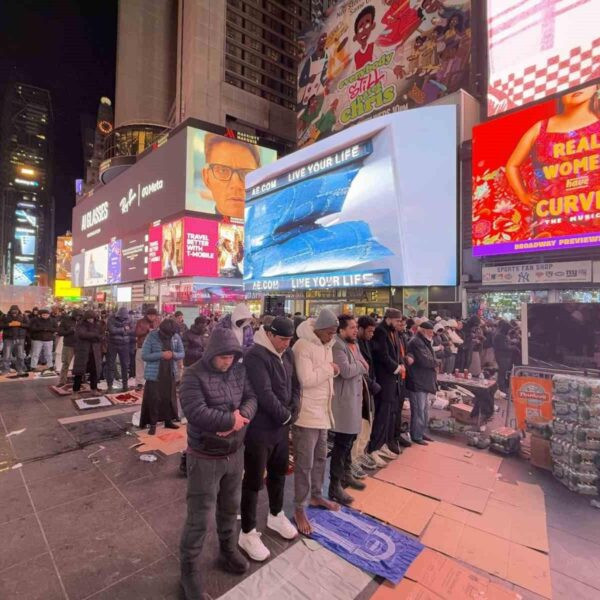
[0,82,54,286]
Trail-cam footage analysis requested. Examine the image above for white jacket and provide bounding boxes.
[292,319,336,429]
[447,329,464,354]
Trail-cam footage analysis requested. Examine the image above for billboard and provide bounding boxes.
[83,244,108,287]
[185,128,277,219]
[121,231,147,283]
[297,0,471,147]
[245,107,457,290]
[218,222,244,278]
[13,262,35,286]
[72,126,187,254]
[71,253,85,288]
[184,218,219,277]
[472,85,600,256]
[108,239,122,284]
[56,236,72,280]
[54,280,81,299]
[15,228,36,256]
[487,0,600,116]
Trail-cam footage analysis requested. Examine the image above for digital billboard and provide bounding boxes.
[107,239,122,284]
[245,107,457,291]
[297,0,471,147]
[185,128,277,219]
[184,218,219,277]
[487,0,600,116]
[56,236,72,280]
[13,262,36,286]
[54,280,81,299]
[472,85,600,256]
[83,244,108,287]
[71,253,85,288]
[121,231,147,283]
[15,228,36,256]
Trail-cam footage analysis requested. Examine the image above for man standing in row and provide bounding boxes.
[179,328,257,599]
[238,317,299,561]
[292,309,340,535]
[106,307,131,393]
[29,308,58,372]
[135,308,160,390]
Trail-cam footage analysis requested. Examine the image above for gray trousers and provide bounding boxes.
[180,447,244,564]
[409,390,430,442]
[292,425,327,509]
[59,346,75,385]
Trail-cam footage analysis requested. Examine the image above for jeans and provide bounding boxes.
[409,391,430,442]
[106,344,130,388]
[2,338,26,374]
[329,432,356,484]
[135,348,145,386]
[59,346,75,385]
[180,448,244,564]
[241,431,289,533]
[292,425,327,509]
[31,340,54,369]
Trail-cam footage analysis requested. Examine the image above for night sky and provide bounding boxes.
[0,0,118,236]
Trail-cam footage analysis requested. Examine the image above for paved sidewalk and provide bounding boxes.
[0,379,598,599]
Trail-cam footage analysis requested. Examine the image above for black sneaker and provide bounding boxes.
[422,434,434,442]
[219,548,249,574]
[398,436,412,448]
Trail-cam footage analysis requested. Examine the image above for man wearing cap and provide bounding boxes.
[368,308,413,464]
[292,308,341,535]
[179,328,257,599]
[238,317,300,561]
[406,321,437,445]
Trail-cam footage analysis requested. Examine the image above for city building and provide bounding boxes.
[100,0,320,186]
[0,82,54,286]
[83,97,114,193]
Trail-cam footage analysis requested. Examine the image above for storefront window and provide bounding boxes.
[468,291,549,321]
[559,289,600,303]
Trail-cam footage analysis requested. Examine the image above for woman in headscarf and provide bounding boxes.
[140,318,185,434]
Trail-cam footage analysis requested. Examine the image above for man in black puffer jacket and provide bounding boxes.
[179,327,257,600]
[106,307,131,392]
[57,310,80,385]
[238,317,300,561]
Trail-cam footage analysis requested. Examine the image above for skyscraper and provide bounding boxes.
[0,82,54,286]
[81,97,114,193]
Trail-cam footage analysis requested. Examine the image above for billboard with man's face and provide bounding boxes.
[185,128,277,220]
[297,0,471,147]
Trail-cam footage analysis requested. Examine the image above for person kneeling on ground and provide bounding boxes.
[292,309,341,535]
[179,328,257,600]
[139,319,185,435]
[239,316,300,561]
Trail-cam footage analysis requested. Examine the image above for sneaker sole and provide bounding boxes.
[238,542,270,562]
[267,525,298,540]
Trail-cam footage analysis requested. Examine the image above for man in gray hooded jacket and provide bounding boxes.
[179,327,257,600]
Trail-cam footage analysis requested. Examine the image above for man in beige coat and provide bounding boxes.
[292,309,340,535]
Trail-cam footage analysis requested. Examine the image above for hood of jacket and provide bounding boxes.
[116,307,129,321]
[296,318,336,349]
[201,328,243,371]
[231,303,252,329]
[254,325,283,357]
[8,305,20,315]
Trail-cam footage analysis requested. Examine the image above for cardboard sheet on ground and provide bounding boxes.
[135,425,187,455]
[421,515,551,598]
[106,391,142,406]
[73,396,112,410]
[491,479,546,513]
[219,540,372,600]
[375,462,491,514]
[0,372,56,382]
[371,548,520,600]
[306,506,423,584]
[434,496,549,553]
[406,440,503,473]
[350,478,438,536]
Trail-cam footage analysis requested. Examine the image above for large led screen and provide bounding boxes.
[297,0,471,147]
[121,231,147,283]
[185,129,277,219]
[56,236,72,280]
[245,107,457,291]
[13,262,35,286]
[487,0,600,116]
[472,85,600,256]
[83,244,108,287]
[71,253,85,288]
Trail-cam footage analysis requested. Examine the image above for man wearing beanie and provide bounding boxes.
[406,321,437,445]
[368,308,412,464]
[292,308,341,535]
[238,317,300,561]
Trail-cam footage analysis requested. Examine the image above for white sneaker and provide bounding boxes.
[267,511,298,540]
[380,444,399,460]
[238,529,270,561]
[367,451,388,467]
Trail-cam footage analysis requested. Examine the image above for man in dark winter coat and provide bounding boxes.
[29,308,58,371]
[1,305,29,376]
[182,316,209,367]
[367,308,413,464]
[238,317,300,562]
[406,321,437,445]
[179,327,257,599]
[58,310,80,385]
[106,307,132,392]
[72,311,103,396]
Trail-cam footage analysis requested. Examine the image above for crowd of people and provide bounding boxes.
[0,301,522,600]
